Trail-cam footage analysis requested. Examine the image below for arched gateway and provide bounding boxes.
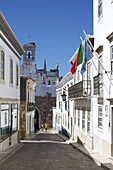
[34,107,41,132]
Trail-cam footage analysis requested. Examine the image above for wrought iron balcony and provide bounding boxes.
[68,80,91,99]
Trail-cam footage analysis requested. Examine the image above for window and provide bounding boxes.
[87,110,90,133]
[98,0,103,19]
[111,46,113,75]
[98,56,103,96]
[1,50,5,80]
[47,92,52,97]
[11,104,18,132]
[58,116,60,124]
[65,101,68,110]
[16,64,19,86]
[48,80,51,85]
[59,101,62,109]
[98,56,103,74]
[42,77,45,84]
[4,112,7,125]
[98,106,103,129]
[78,108,80,128]
[74,109,76,126]
[68,101,70,111]
[82,107,85,131]
[27,50,32,59]
[10,59,13,84]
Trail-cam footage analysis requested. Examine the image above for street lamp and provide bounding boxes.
[61,91,67,101]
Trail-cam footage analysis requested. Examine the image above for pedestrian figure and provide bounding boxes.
[41,124,44,131]
[45,124,47,131]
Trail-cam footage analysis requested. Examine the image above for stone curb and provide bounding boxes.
[101,163,113,170]
[69,143,101,166]
[56,133,69,142]
[0,143,24,165]
[70,143,113,170]
[57,133,112,170]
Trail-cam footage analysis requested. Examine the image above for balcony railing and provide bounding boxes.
[27,102,35,111]
[68,80,91,99]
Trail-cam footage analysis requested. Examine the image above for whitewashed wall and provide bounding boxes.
[93,0,113,156]
[0,34,20,100]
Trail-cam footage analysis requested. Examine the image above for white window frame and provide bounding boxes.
[98,106,103,130]
[74,109,76,126]
[82,108,85,131]
[87,110,90,134]
[0,50,5,81]
[4,112,7,125]
[98,55,103,96]
[16,63,19,86]
[10,58,13,84]
[78,108,80,128]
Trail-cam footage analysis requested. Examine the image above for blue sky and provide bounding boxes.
[1,0,93,77]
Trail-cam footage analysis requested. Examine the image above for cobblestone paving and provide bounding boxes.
[0,133,104,170]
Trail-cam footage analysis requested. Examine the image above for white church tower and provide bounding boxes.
[21,42,37,80]
[21,41,59,97]
[20,42,60,127]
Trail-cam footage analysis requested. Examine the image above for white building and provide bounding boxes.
[54,0,113,158]
[20,76,36,139]
[69,41,94,149]
[92,0,113,157]
[53,72,74,137]
[0,12,24,151]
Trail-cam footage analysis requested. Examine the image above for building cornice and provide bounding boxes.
[0,97,19,102]
[95,45,103,54]
[0,12,25,56]
[56,72,73,89]
[0,33,21,59]
[106,32,113,43]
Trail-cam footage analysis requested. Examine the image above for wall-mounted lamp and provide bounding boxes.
[61,91,67,101]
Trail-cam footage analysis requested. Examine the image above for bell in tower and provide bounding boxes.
[21,42,37,76]
[23,42,36,62]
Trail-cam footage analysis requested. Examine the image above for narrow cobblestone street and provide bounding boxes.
[0,132,104,170]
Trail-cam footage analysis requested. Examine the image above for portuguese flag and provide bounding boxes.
[71,43,84,74]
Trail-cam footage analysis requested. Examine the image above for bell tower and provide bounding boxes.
[23,42,36,63]
[21,42,37,76]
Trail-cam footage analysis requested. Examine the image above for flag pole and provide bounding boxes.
[80,36,83,42]
[83,30,113,86]
[80,35,98,73]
